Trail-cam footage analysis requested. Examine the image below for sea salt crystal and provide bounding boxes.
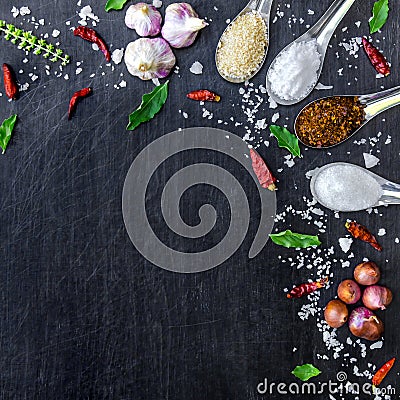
[339,238,353,253]
[153,0,163,7]
[363,153,380,168]
[370,341,383,349]
[11,6,19,18]
[271,112,280,123]
[267,39,321,101]
[92,43,99,51]
[52,29,60,38]
[111,48,124,64]
[20,6,31,16]
[313,164,382,211]
[189,61,203,75]
[378,228,386,236]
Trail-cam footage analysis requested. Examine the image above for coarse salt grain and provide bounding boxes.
[267,39,321,101]
[216,11,267,80]
[189,61,203,75]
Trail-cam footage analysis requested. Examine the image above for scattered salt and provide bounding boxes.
[153,0,163,8]
[111,48,124,65]
[339,238,353,253]
[189,61,203,75]
[52,29,60,38]
[363,153,380,169]
[20,6,31,16]
[378,228,386,236]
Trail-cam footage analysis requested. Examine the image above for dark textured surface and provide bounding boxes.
[0,1,399,399]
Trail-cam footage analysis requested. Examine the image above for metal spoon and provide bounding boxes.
[295,85,400,148]
[310,162,400,212]
[266,0,356,105]
[215,0,274,83]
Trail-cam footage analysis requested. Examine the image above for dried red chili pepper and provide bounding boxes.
[362,37,390,76]
[74,26,111,62]
[372,357,395,386]
[250,148,277,191]
[187,90,221,102]
[287,277,328,299]
[3,63,19,100]
[68,87,92,120]
[345,221,382,251]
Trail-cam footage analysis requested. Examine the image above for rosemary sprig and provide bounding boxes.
[0,20,70,66]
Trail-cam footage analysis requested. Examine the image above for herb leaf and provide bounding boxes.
[105,0,130,12]
[269,230,321,248]
[269,125,301,157]
[292,364,321,382]
[369,0,389,34]
[127,81,169,131]
[0,114,17,154]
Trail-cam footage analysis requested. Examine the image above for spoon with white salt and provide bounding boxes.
[215,0,274,83]
[310,162,400,212]
[266,0,356,105]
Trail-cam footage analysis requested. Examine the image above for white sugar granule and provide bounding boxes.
[267,39,321,101]
[313,164,382,211]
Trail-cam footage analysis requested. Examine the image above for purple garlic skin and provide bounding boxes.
[124,38,176,80]
[125,3,162,37]
[161,3,208,48]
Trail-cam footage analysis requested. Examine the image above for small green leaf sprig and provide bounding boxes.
[0,20,70,66]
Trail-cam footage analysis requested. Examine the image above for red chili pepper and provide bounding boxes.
[372,357,395,386]
[3,63,19,100]
[250,148,277,191]
[187,90,221,102]
[287,277,328,299]
[68,87,92,120]
[74,26,110,62]
[362,37,390,76]
[345,221,382,251]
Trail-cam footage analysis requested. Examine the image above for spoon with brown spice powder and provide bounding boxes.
[295,85,400,148]
[215,0,273,83]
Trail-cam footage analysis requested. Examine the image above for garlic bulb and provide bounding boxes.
[161,3,207,48]
[124,38,176,80]
[125,3,162,37]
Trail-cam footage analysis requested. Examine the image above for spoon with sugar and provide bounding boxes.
[266,0,356,105]
[295,85,400,148]
[310,162,400,212]
[215,0,273,83]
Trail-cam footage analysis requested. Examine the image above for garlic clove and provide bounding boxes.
[161,3,207,49]
[125,3,162,37]
[124,38,176,81]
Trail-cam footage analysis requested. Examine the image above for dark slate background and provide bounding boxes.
[0,1,399,399]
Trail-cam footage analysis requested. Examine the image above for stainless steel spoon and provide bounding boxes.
[266,0,356,105]
[310,162,400,212]
[215,0,274,83]
[295,85,400,148]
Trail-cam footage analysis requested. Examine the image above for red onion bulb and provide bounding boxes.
[337,279,361,304]
[348,307,384,341]
[362,285,393,310]
[354,261,381,286]
[324,300,349,328]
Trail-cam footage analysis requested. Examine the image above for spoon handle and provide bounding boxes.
[311,0,356,48]
[361,86,400,120]
[250,0,273,16]
[378,181,400,206]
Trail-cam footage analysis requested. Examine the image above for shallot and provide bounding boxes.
[348,307,384,341]
[354,261,381,286]
[324,299,348,328]
[362,285,393,310]
[337,279,361,305]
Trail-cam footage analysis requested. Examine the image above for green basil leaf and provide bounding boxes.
[105,0,129,12]
[0,114,17,154]
[369,0,389,34]
[127,81,169,131]
[269,230,321,248]
[269,125,301,157]
[292,364,321,382]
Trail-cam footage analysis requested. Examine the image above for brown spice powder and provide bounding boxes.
[295,96,366,148]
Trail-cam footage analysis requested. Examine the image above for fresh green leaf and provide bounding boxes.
[269,230,321,248]
[127,81,169,131]
[369,0,389,34]
[0,114,17,154]
[105,0,129,12]
[292,364,321,382]
[269,125,301,157]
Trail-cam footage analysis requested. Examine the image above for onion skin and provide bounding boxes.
[337,279,361,305]
[354,261,381,286]
[362,285,393,310]
[349,307,384,341]
[324,300,349,328]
